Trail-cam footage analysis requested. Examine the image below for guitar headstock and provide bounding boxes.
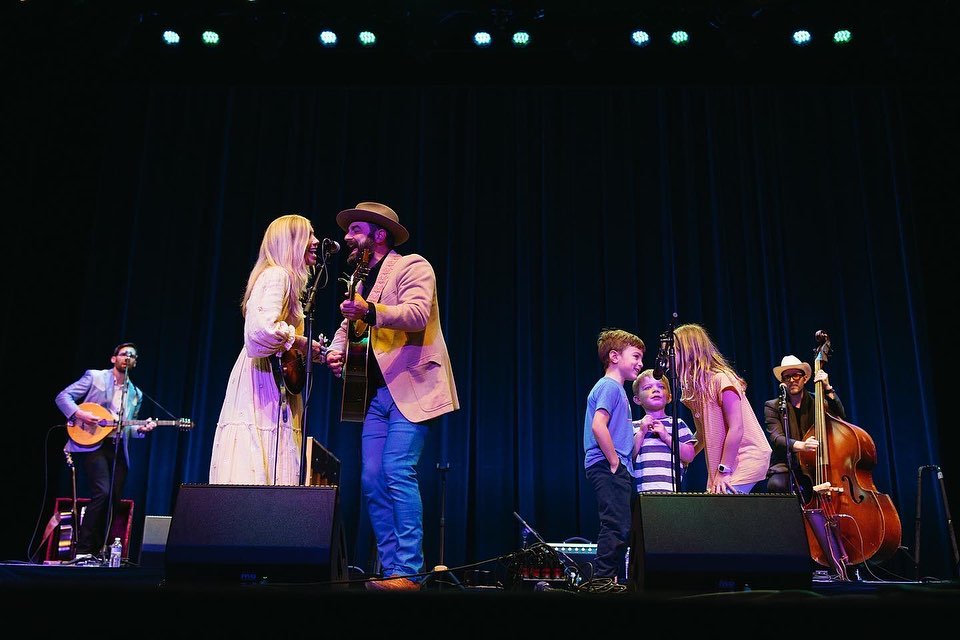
[355,248,372,280]
[178,418,193,431]
[341,248,372,297]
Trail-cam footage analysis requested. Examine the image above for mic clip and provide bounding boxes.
[322,238,341,256]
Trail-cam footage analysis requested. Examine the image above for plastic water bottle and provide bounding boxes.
[109,537,122,568]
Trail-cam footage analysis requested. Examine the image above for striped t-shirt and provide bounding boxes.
[632,417,697,492]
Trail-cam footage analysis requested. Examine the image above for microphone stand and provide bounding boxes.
[420,462,463,590]
[101,364,129,563]
[657,313,681,492]
[298,240,333,485]
[780,384,800,500]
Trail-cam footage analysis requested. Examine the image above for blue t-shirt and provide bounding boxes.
[583,376,634,471]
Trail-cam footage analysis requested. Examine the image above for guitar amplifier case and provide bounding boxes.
[628,492,812,593]
[164,484,347,586]
[45,498,134,561]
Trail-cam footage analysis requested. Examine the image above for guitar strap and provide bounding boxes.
[366,251,401,306]
[355,252,399,408]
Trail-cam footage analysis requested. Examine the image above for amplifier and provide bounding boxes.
[549,541,598,583]
[509,541,597,589]
[548,542,597,557]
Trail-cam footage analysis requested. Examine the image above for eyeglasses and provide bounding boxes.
[781,372,804,382]
[117,352,138,359]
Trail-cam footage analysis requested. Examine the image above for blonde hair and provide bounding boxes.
[632,369,671,403]
[674,323,745,403]
[596,328,645,369]
[241,214,313,323]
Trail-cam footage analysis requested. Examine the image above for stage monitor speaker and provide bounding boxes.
[164,484,347,586]
[629,493,811,593]
[139,515,171,568]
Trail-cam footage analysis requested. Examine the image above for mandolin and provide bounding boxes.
[340,248,372,422]
[66,402,192,446]
[276,333,328,395]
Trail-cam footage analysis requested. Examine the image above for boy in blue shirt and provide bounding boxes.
[583,328,645,580]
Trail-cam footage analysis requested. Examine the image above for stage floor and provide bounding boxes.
[2,562,957,637]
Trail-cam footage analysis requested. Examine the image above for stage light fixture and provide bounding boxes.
[201,30,220,47]
[630,29,651,47]
[833,29,852,45]
[318,30,338,47]
[512,30,531,48]
[791,30,812,46]
[670,30,689,46]
[162,30,181,46]
[473,31,492,48]
[358,30,377,47]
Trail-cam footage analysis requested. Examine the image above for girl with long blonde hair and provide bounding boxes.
[674,323,771,494]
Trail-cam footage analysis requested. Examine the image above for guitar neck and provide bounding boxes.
[123,420,180,427]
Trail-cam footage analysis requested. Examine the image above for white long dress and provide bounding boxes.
[209,266,303,485]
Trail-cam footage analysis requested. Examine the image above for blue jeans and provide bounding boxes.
[361,386,429,580]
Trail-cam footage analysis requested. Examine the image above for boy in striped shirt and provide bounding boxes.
[631,369,698,492]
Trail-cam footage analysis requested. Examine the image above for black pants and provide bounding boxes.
[766,471,792,493]
[585,460,633,580]
[74,440,127,556]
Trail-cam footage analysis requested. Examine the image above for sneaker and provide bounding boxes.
[366,577,420,592]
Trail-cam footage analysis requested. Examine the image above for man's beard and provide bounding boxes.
[346,236,374,266]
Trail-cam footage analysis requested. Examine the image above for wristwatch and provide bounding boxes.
[717,464,732,474]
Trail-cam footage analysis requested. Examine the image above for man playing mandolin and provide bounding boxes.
[55,342,156,564]
[325,201,459,592]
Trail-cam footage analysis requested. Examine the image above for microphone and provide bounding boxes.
[652,334,669,380]
[779,382,788,396]
[323,239,341,255]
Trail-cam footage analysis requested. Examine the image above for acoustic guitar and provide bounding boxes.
[340,248,372,422]
[66,402,193,446]
[56,452,78,561]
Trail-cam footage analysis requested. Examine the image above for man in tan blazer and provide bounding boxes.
[326,201,459,591]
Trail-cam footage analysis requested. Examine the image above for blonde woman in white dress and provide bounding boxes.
[209,214,327,485]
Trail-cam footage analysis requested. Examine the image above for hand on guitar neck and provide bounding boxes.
[277,333,330,394]
[326,248,372,381]
[335,249,372,422]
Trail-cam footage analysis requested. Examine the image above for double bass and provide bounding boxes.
[795,330,902,577]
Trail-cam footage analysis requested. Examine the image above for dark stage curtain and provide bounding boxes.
[7,79,957,580]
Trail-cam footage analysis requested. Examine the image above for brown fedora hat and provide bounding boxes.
[336,201,410,246]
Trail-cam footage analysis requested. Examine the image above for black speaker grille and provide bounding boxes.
[630,493,811,592]
[164,484,346,585]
